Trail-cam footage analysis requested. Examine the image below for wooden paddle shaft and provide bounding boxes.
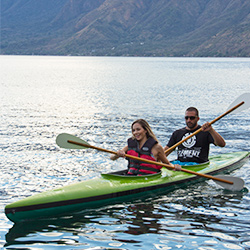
[165,101,245,154]
[67,140,233,184]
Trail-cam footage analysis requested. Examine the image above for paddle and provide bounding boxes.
[164,93,250,154]
[56,133,245,191]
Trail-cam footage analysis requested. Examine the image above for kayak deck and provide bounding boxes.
[5,151,250,223]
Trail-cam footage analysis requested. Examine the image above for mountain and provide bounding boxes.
[1,0,250,56]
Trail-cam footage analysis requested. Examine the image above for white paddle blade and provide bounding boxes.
[213,175,245,191]
[56,133,90,149]
[227,93,250,114]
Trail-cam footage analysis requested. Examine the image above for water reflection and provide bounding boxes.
[5,185,248,248]
[122,203,164,236]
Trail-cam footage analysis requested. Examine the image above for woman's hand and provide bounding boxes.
[110,149,126,160]
[116,149,126,157]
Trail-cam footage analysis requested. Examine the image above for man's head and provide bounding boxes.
[185,107,199,130]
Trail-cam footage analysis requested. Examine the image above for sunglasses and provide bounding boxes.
[185,116,197,120]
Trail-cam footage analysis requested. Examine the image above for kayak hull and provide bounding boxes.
[5,151,250,223]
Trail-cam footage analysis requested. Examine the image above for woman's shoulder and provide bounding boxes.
[152,142,163,151]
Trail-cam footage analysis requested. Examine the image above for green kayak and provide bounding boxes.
[5,151,250,223]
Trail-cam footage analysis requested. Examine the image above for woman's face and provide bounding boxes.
[132,122,147,141]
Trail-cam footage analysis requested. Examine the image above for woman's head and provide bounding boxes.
[131,119,158,142]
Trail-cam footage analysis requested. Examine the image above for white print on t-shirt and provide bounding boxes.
[178,148,201,158]
[182,133,196,148]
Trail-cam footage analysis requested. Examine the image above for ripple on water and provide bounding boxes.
[1,56,250,249]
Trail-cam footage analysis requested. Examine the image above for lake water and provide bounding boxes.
[1,55,250,249]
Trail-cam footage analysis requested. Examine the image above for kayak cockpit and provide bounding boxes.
[101,169,162,180]
[101,161,209,180]
[170,160,210,167]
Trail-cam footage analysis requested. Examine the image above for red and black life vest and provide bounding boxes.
[126,137,161,175]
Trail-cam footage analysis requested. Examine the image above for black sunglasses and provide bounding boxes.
[185,116,197,120]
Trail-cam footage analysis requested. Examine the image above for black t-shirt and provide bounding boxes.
[167,125,215,163]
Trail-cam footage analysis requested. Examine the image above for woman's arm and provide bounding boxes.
[152,144,181,171]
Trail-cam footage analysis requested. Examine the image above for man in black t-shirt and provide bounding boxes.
[164,107,226,163]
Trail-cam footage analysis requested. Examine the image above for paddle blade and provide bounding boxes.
[213,175,245,191]
[56,133,90,149]
[227,93,250,114]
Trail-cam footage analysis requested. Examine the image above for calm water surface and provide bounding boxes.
[1,56,250,249]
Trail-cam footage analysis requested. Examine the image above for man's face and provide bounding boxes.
[185,111,199,130]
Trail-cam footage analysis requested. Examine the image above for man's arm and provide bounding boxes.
[202,122,226,147]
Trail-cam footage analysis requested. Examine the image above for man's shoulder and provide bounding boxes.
[173,125,203,136]
[173,127,187,134]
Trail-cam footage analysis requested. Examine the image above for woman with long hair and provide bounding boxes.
[111,119,181,175]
